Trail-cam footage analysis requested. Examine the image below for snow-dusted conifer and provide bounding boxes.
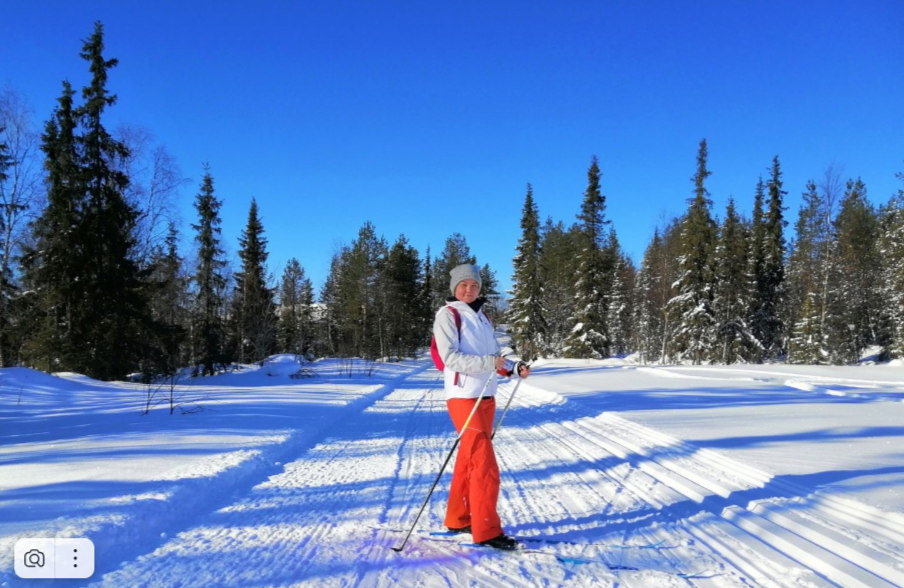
[713,198,759,363]
[606,229,633,357]
[786,182,828,363]
[747,178,766,360]
[825,178,882,363]
[563,156,610,359]
[509,184,546,361]
[191,168,229,375]
[879,168,904,358]
[666,139,717,364]
[759,156,788,359]
[633,231,663,363]
[538,218,579,356]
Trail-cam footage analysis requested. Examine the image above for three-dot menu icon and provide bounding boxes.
[14,538,95,579]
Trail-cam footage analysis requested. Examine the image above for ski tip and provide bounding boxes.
[390,546,404,552]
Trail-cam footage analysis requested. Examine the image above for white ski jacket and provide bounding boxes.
[433,300,509,400]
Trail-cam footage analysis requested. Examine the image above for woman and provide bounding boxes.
[433,263,530,550]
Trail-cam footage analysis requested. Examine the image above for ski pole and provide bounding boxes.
[391,372,496,553]
[491,377,523,440]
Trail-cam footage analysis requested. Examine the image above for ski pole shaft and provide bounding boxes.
[491,378,522,440]
[391,372,496,553]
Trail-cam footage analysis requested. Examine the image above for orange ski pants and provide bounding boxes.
[444,396,503,543]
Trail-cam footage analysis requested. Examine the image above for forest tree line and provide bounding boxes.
[509,140,904,366]
[1,24,902,382]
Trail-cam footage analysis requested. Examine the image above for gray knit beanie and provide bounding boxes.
[449,263,482,296]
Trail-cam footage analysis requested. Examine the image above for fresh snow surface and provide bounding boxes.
[1,353,904,587]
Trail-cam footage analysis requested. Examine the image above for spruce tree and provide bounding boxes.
[509,183,546,360]
[634,230,664,363]
[77,22,155,380]
[419,246,434,341]
[190,168,228,375]
[21,82,83,372]
[538,218,579,355]
[759,156,788,359]
[666,139,717,364]
[383,235,423,359]
[278,258,305,356]
[318,252,344,357]
[826,178,882,363]
[479,263,501,324]
[747,177,767,359]
[334,222,387,358]
[146,222,189,374]
[786,181,828,363]
[879,168,904,358]
[605,229,632,357]
[712,198,758,362]
[232,198,276,363]
[564,156,611,358]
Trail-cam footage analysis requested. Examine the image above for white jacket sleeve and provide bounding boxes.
[433,309,495,375]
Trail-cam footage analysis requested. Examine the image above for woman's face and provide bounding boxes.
[454,279,480,304]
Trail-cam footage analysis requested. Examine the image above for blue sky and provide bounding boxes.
[3,1,903,294]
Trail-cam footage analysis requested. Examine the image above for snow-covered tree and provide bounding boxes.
[538,218,580,356]
[879,167,904,358]
[509,183,546,360]
[564,156,611,359]
[713,198,759,363]
[666,139,717,364]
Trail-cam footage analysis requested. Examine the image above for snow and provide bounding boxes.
[1,355,903,587]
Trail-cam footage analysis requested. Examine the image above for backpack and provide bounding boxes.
[431,306,462,384]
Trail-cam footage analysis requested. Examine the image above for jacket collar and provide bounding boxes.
[446,296,486,314]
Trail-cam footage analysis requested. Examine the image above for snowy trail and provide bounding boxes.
[6,360,904,587]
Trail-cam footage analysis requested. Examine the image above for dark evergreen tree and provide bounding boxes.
[190,168,228,375]
[479,263,501,324]
[21,82,83,372]
[333,222,388,358]
[826,178,883,363]
[712,198,758,362]
[667,139,717,364]
[419,246,434,341]
[278,258,307,356]
[383,235,424,359]
[509,183,546,360]
[605,229,633,357]
[747,177,767,359]
[634,230,664,363]
[318,251,344,357]
[787,181,828,363]
[564,156,611,358]
[231,198,277,363]
[145,222,190,373]
[537,218,579,355]
[879,167,904,359]
[759,156,788,359]
[76,22,155,380]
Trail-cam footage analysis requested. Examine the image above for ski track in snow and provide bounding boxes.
[4,360,904,587]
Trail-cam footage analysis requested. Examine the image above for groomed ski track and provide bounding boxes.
[81,359,904,588]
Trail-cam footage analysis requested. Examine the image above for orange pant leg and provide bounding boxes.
[444,397,503,543]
